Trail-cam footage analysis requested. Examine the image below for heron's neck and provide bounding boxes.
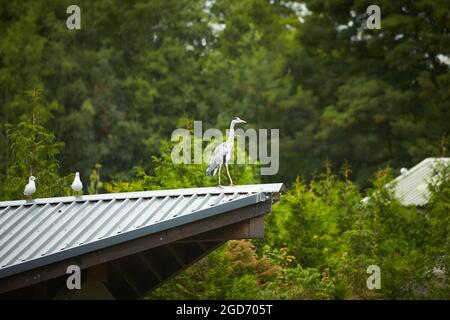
[227,121,236,144]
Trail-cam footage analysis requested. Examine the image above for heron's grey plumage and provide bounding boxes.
[206,143,231,176]
[206,117,246,186]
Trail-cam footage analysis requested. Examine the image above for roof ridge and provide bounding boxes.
[393,157,449,184]
[0,183,284,208]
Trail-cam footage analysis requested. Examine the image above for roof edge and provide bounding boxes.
[0,183,285,208]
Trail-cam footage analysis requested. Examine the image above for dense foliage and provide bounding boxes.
[145,160,450,300]
[0,0,449,299]
[0,0,448,186]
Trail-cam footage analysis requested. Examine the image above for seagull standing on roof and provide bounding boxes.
[71,172,83,195]
[23,176,36,197]
[206,117,246,186]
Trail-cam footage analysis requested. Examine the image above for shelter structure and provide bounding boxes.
[0,183,284,299]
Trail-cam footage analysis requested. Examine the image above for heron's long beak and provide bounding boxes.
[241,119,247,123]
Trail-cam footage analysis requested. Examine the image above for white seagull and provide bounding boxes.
[23,176,36,197]
[71,172,83,194]
[206,117,246,186]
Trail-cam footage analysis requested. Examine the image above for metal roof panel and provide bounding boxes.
[0,183,283,279]
[391,158,450,206]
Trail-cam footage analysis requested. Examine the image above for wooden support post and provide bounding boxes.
[109,261,142,298]
[167,244,185,267]
[196,241,207,252]
[137,254,163,282]
[87,263,108,283]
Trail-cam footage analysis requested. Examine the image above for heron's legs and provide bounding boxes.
[218,165,222,187]
[226,163,233,186]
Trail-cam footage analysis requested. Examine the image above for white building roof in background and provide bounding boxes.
[390,158,450,206]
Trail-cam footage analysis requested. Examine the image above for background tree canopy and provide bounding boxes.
[0,0,449,299]
[1,0,447,187]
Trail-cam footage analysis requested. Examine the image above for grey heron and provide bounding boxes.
[23,176,36,197]
[206,117,246,186]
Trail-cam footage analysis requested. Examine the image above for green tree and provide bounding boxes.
[0,88,67,199]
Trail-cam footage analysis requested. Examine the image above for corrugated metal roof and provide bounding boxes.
[0,183,283,279]
[391,158,450,206]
